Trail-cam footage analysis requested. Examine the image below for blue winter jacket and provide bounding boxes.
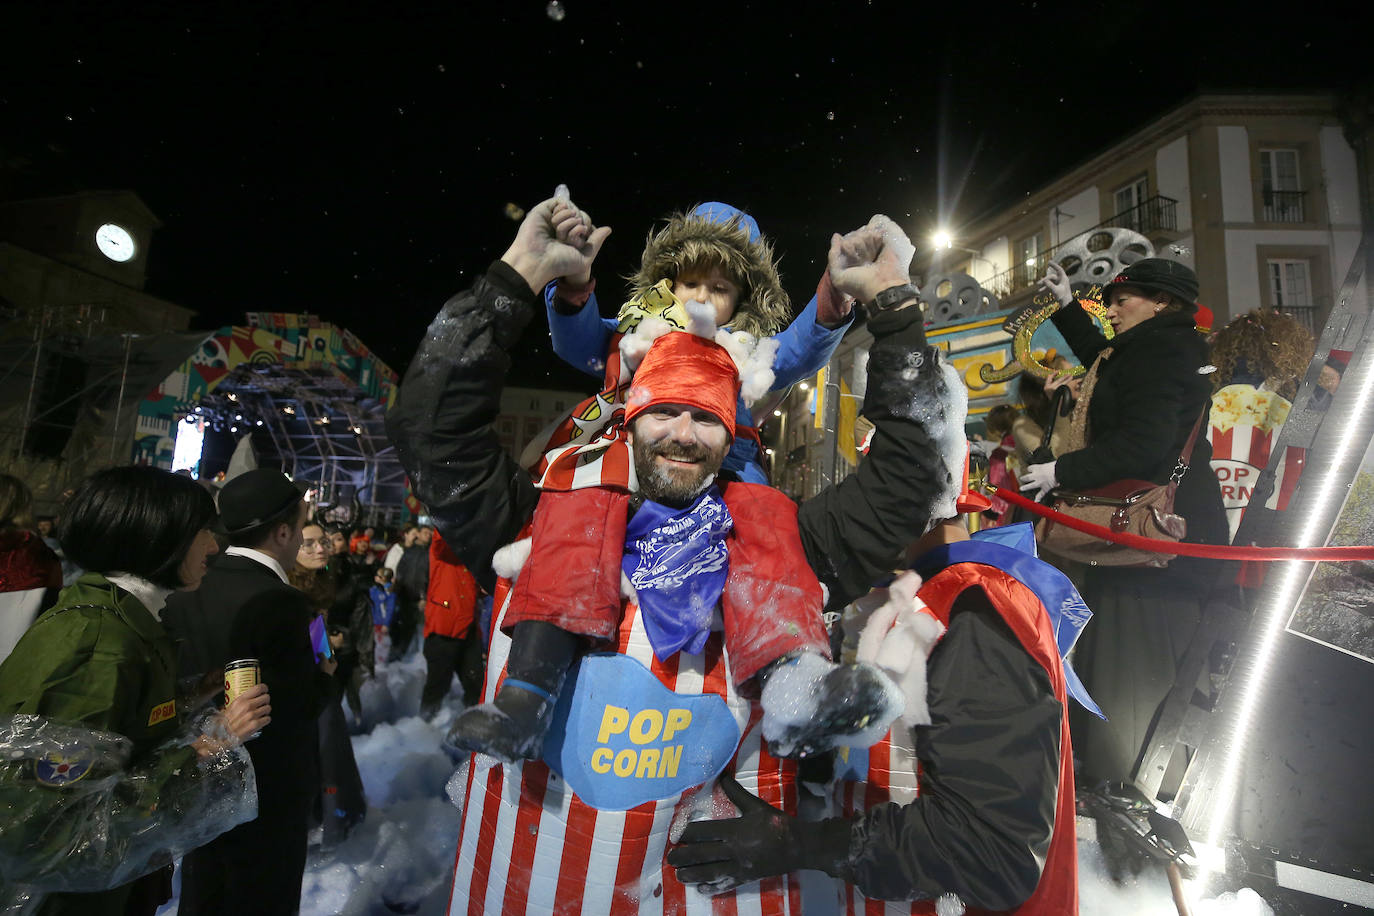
[369,585,397,628]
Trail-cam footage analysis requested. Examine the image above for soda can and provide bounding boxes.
[224,658,261,704]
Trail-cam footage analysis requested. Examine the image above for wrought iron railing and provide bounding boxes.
[1286,305,1317,333]
[978,195,1179,301]
[1277,299,1325,335]
[1262,189,1306,223]
[1103,195,1178,235]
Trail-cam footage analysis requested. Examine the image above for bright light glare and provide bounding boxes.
[1025,257,1036,267]
[799,382,810,391]
[933,230,953,250]
[773,409,782,417]
[1204,347,1374,851]
[172,416,206,477]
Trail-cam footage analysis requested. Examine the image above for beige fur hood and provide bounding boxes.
[626,206,791,339]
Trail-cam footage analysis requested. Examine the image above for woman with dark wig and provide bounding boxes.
[0,466,271,915]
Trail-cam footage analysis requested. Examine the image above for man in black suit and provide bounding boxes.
[164,469,335,915]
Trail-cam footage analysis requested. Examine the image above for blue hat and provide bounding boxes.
[690,202,761,243]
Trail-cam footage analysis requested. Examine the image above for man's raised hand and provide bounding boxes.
[502,197,612,294]
[828,215,916,305]
[552,200,609,285]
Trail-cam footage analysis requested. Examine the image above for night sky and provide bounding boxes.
[3,0,1364,389]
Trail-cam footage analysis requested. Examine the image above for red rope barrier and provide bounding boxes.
[994,487,1374,562]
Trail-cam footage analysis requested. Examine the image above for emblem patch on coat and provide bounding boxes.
[35,753,94,786]
[147,699,176,727]
[541,653,741,810]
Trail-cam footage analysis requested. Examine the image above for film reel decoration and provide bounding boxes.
[975,227,1151,385]
[1055,226,1153,287]
[978,285,1114,384]
[921,270,1002,324]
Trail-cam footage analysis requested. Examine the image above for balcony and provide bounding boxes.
[1284,304,1318,334]
[1263,189,1306,223]
[1103,195,1178,235]
[979,195,1179,303]
[1274,296,1328,335]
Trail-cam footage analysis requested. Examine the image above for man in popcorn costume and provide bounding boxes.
[389,196,944,914]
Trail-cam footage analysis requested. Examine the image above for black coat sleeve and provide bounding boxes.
[806,591,1062,909]
[796,308,951,610]
[230,588,336,722]
[386,261,542,592]
[1049,298,1109,367]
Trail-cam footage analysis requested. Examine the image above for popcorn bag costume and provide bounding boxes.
[446,323,904,915]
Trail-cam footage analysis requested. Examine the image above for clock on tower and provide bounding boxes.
[95,222,137,262]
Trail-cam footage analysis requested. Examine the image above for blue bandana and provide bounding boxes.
[622,487,733,661]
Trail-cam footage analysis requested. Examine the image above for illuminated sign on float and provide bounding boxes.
[172,415,206,477]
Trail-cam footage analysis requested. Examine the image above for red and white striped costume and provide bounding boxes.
[448,580,803,916]
[832,727,922,916]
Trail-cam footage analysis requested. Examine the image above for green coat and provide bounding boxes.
[0,572,197,915]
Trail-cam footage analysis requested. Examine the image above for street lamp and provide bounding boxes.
[932,229,997,279]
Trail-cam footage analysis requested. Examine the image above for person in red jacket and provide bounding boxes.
[420,530,485,718]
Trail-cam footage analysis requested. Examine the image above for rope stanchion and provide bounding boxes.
[995,487,1374,562]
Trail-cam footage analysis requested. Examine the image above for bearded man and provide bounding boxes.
[388,197,947,914]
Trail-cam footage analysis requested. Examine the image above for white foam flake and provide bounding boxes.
[934,891,965,916]
[492,537,531,581]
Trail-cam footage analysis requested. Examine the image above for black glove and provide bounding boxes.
[666,774,851,893]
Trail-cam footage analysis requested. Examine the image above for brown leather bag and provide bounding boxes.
[1033,347,1202,568]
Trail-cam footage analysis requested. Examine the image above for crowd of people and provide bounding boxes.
[0,187,1330,916]
[0,467,486,914]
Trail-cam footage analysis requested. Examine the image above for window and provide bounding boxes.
[1268,259,1316,331]
[1113,175,1150,229]
[1015,232,1043,290]
[1269,259,1311,307]
[1260,149,1304,222]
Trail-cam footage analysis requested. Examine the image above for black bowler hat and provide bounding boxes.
[217,469,304,535]
[1101,258,1199,312]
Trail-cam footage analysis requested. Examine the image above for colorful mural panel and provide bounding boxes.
[925,311,1076,426]
[133,313,399,468]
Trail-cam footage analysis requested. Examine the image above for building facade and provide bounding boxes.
[923,92,1365,332]
[0,191,198,508]
[497,386,588,465]
[769,92,1368,501]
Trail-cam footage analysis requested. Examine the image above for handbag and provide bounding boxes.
[1032,347,1204,568]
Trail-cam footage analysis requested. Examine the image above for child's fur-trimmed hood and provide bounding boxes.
[627,207,791,339]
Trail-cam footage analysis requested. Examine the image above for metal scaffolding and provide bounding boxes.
[194,361,408,528]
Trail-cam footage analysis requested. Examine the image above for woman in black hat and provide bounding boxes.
[1021,258,1228,790]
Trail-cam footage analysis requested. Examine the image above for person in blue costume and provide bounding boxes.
[543,197,856,484]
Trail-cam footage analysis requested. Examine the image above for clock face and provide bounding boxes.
[95,223,136,262]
